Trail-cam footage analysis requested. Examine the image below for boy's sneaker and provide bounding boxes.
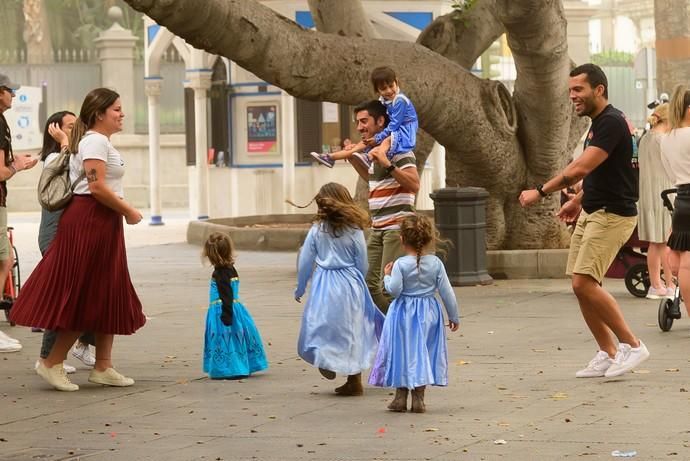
[36,362,79,391]
[646,287,667,300]
[604,340,650,378]
[575,350,614,378]
[72,342,96,367]
[309,152,334,168]
[351,152,371,168]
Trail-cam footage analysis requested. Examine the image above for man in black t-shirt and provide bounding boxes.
[519,63,649,379]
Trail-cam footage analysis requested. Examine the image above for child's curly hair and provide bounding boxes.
[287,182,370,237]
[400,214,444,268]
[203,232,235,268]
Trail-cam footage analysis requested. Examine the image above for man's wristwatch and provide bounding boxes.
[536,184,547,197]
[385,164,396,174]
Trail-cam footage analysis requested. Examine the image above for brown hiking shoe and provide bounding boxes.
[334,373,363,396]
[387,388,408,412]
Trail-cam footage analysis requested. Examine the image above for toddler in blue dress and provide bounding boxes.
[294,182,385,396]
[202,232,268,379]
[369,214,459,413]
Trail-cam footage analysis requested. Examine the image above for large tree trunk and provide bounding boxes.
[123,0,581,249]
[307,0,377,210]
[654,0,690,94]
[23,0,53,64]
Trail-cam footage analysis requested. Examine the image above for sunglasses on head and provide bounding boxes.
[0,87,16,96]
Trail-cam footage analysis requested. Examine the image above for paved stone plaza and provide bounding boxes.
[2,214,690,461]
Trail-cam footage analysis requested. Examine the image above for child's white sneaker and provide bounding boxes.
[604,341,650,378]
[89,368,134,387]
[575,350,613,378]
[72,342,96,367]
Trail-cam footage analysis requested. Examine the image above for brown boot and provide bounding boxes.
[411,386,426,413]
[387,388,408,412]
[334,373,364,396]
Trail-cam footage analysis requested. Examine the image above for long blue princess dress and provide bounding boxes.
[295,223,385,375]
[203,266,268,379]
[368,254,459,389]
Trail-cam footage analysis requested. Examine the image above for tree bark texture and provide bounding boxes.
[307,0,377,211]
[23,0,53,64]
[124,0,582,249]
[654,0,690,94]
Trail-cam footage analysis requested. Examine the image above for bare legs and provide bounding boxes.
[43,330,114,371]
[667,250,690,316]
[572,274,639,358]
[648,242,674,290]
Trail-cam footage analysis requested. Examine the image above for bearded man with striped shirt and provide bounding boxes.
[349,100,420,312]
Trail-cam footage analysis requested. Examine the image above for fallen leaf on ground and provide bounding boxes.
[455,360,471,365]
[631,369,650,374]
[424,427,439,432]
[493,439,507,445]
[665,368,680,372]
[550,392,568,400]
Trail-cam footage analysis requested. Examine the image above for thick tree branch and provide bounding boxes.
[307,0,379,38]
[417,0,504,69]
[496,0,572,179]
[124,0,520,163]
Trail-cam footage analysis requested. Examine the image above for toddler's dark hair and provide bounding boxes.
[371,66,397,93]
[400,214,444,268]
[203,232,235,268]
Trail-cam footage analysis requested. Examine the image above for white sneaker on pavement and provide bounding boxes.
[72,342,96,367]
[89,368,134,387]
[575,350,614,378]
[35,360,76,374]
[0,330,20,344]
[0,336,21,352]
[604,341,650,378]
[35,362,79,391]
[646,286,667,300]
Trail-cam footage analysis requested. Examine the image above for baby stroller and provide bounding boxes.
[657,188,684,331]
[604,227,650,298]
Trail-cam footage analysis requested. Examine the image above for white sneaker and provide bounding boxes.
[0,336,21,353]
[646,286,667,300]
[604,341,650,378]
[88,368,134,387]
[0,330,20,344]
[72,342,96,367]
[575,350,614,378]
[35,360,76,374]
[35,362,79,391]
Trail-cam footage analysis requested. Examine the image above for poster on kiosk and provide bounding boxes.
[4,86,43,151]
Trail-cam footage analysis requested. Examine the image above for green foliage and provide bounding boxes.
[451,0,478,12]
[591,50,635,67]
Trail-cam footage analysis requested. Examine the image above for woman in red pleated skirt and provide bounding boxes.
[11,88,145,391]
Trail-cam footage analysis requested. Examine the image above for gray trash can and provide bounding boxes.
[429,187,493,286]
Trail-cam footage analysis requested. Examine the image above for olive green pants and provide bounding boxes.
[366,229,404,314]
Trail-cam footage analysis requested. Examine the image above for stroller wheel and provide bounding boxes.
[625,263,650,298]
[658,298,675,332]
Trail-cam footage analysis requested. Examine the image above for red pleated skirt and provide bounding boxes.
[10,195,145,334]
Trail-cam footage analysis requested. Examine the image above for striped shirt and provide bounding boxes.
[369,151,417,230]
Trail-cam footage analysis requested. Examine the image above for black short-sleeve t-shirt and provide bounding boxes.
[0,114,13,208]
[581,105,638,217]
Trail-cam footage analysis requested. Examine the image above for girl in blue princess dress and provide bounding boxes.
[369,214,460,413]
[293,182,385,396]
[202,232,268,379]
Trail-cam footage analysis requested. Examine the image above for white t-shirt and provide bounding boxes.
[660,128,690,186]
[70,131,125,197]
